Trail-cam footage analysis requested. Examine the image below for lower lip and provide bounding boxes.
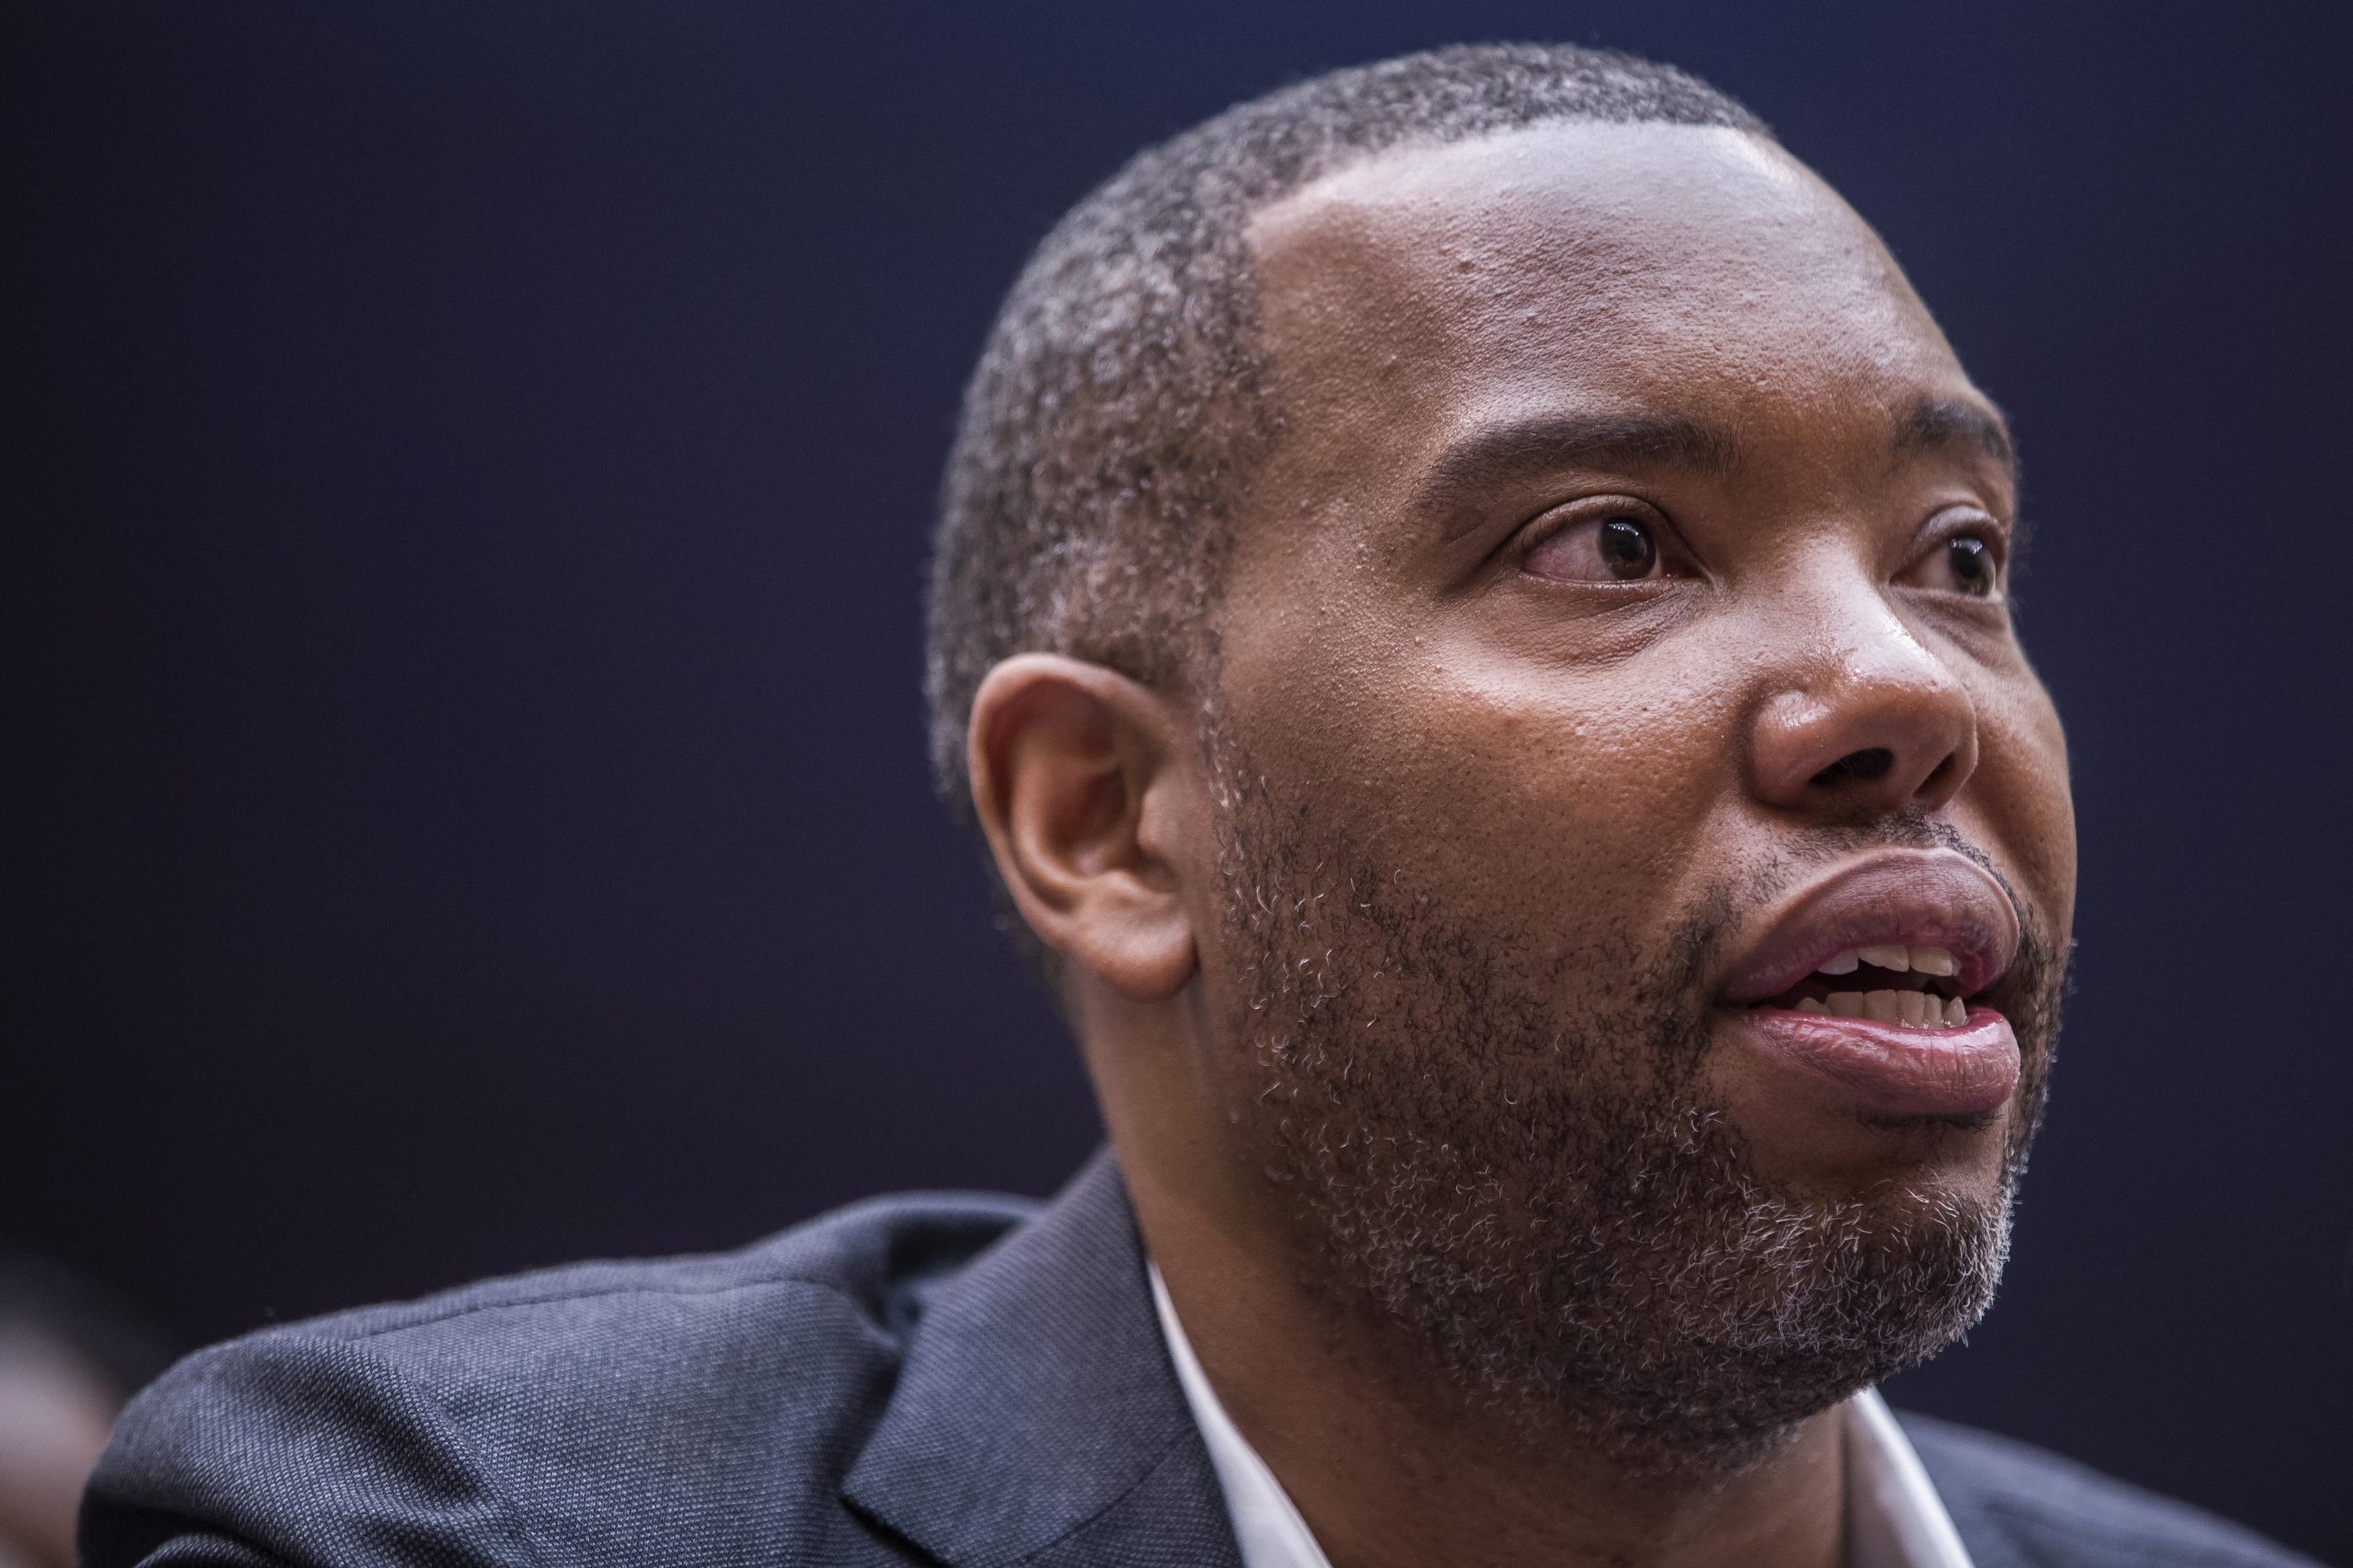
[1732,1005,2020,1117]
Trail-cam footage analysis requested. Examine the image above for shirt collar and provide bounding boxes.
[1150,1263,1975,1568]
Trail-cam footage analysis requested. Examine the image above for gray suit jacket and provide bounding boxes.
[83,1150,2318,1567]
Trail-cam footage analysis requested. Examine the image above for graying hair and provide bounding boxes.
[923,43,1769,820]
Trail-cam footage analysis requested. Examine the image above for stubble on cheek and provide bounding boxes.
[1205,748,2067,1474]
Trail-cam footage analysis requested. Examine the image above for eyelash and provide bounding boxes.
[1512,500,1680,566]
[1920,514,2010,570]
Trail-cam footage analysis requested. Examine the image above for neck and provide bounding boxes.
[1082,980,1845,1568]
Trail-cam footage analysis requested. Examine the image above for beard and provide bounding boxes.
[1209,759,2066,1479]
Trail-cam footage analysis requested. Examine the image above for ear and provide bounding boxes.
[967,654,1204,1003]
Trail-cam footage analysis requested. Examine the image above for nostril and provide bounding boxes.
[1810,747,1894,788]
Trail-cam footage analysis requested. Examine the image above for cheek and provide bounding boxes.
[1964,679,2076,927]
[1274,647,1746,944]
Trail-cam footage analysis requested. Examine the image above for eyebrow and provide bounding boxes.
[1895,396,2017,480]
[1417,397,2018,541]
[1419,413,1742,540]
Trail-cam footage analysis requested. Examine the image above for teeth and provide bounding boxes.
[1814,944,1961,983]
[1806,989,1972,1028]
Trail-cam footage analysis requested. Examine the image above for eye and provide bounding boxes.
[1900,531,2002,598]
[1524,513,1666,584]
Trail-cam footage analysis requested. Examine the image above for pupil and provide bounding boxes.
[1598,518,1655,578]
[1949,537,1992,594]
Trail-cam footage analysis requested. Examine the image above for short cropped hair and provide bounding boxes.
[923,43,1768,819]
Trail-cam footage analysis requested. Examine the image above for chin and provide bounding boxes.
[1740,1094,2020,1209]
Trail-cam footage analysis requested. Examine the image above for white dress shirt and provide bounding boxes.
[1149,1264,1974,1568]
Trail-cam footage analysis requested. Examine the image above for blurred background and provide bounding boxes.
[2,1,2347,1561]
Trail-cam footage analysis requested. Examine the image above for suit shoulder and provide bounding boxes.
[1896,1411,2323,1568]
[277,1185,1036,1348]
[85,1189,1035,1568]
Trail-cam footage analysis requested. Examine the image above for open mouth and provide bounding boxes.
[1719,854,2023,1115]
[1752,944,1971,1030]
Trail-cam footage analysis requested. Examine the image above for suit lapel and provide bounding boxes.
[843,1148,1244,1568]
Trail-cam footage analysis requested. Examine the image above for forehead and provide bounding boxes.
[1243,122,1973,481]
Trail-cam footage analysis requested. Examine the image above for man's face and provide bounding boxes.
[1190,123,2075,1465]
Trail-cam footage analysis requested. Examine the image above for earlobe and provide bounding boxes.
[967,655,1203,1003]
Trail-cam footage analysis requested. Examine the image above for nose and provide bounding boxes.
[1747,592,1978,817]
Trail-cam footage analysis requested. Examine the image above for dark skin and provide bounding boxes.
[967,123,2076,1568]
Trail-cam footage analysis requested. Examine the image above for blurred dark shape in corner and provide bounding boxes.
[0,1257,175,1568]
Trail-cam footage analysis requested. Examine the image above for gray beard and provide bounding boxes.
[1211,775,2061,1479]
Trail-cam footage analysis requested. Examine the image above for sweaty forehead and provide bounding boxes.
[1243,121,1965,470]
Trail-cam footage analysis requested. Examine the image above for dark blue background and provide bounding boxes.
[5,2,2347,1557]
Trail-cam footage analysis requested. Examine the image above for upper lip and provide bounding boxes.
[1718,849,2020,1005]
